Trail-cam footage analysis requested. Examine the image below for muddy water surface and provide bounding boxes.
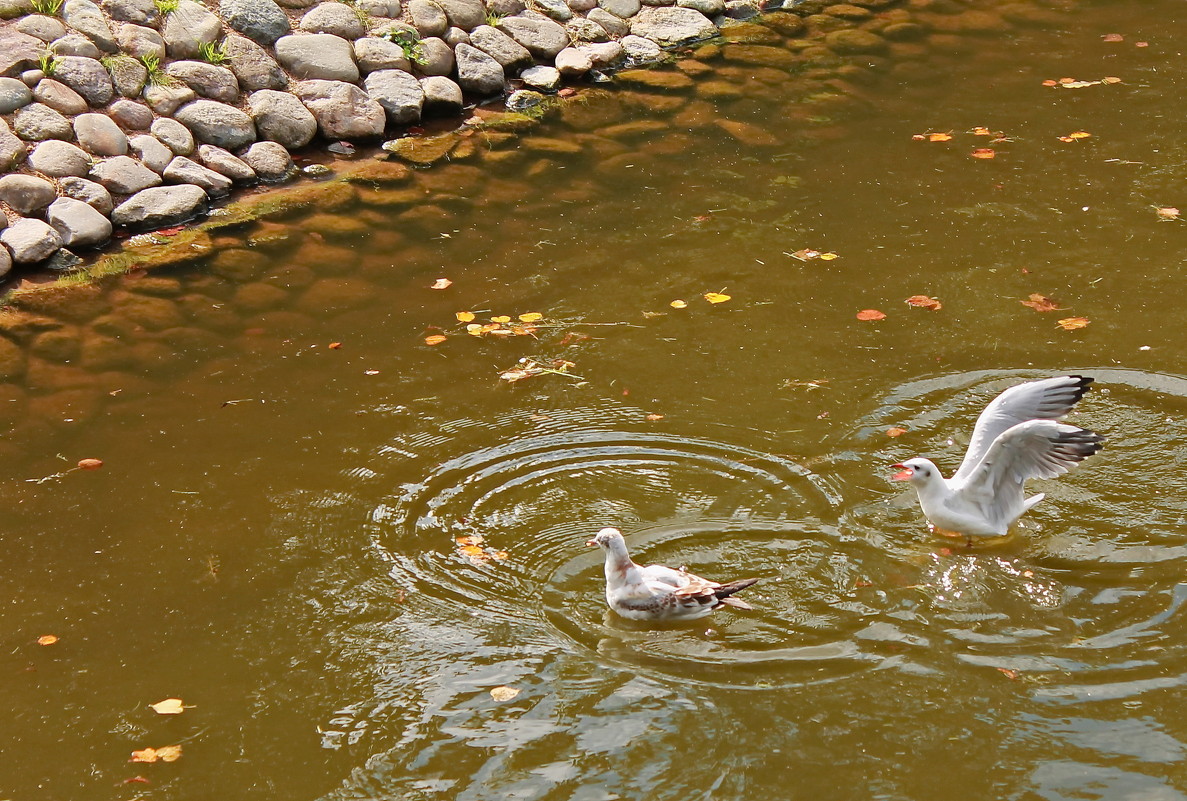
[4,1,1187,799]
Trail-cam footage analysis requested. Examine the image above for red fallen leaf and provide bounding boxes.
[558,87,577,97]
[693,214,711,222]
[77,458,103,470]
[996,667,1021,680]
[971,148,996,159]
[887,427,907,437]
[155,226,185,236]
[559,331,591,346]
[856,309,886,321]
[430,278,452,290]
[1020,293,1063,312]
[905,295,942,310]
[1041,79,1058,87]
[424,334,447,346]
[407,126,425,135]
[854,580,873,588]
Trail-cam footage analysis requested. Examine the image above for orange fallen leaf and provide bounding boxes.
[1156,206,1180,221]
[905,295,942,310]
[1101,33,1124,42]
[456,311,476,322]
[703,292,731,304]
[669,299,688,309]
[923,132,952,142]
[971,126,993,136]
[130,745,182,763]
[971,148,996,159]
[1135,41,1148,47]
[149,698,188,715]
[457,544,485,557]
[430,278,452,290]
[489,686,520,702]
[1042,79,1058,87]
[996,667,1021,680]
[328,342,342,349]
[424,334,448,346]
[1020,293,1063,312]
[1102,76,1122,84]
[645,413,664,421]
[887,427,907,437]
[1057,317,1090,330]
[37,634,58,646]
[790,248,820,260]
[77,458,103,470]
[856,309,886,321]
[456,534,485,546]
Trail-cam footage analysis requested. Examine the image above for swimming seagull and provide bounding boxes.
[890,375,1104,540]
[586,527,760,621]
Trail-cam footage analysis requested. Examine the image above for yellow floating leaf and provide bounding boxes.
[456,311,476,323]
[466,324,484,336]
[1057,317,1090,330]
[703,292,731,304]
[489,686,520,702]
[149,698,187,716]
[818,252,838,260]
[457,544,485,557]
[1068,131,1091,139]
[37,634,58,646]
[491,551,509,561]
[131,745,182,763]
[927,132,952,142]
[670,299,688,309]
[518,312,544,322]
[424,334,448,346]
[491,316,511,323]
[456,534,485,547]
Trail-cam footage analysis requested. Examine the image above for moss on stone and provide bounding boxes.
[337,159,413,186]
[382,133,461,165]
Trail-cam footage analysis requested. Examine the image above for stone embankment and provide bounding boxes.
[0,0,781,277]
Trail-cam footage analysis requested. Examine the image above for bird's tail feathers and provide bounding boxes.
[713,578,760,608]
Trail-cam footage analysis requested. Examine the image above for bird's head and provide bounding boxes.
[890,458,938,483]
[586,527,624,548]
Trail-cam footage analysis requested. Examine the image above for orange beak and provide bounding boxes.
[585,539,596,547]
[890,463,913,481]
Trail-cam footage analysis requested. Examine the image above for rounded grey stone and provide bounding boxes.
[0,77,33,114]
[173,99,257,150]
[89,154,164,193]
[0,174,57,213]
[292,79,386,139]
[419,75,461,114]
[108,98,154,130]
[74,112,129,155]
[128,133,174,172]
[587,7,628,36]
[29,139,92,176]
[355,0,400,15]
[299,2,365,38]
[46,196,112,247]
[533,0,572,20]
[486,0,524,14]
[520,64,560,90]
[106,54,148,97]
[598,0,639,17]
[15,15,67,42]
[20,69,46,87]
[629,6,716,45]
[620,33,663,63]
[576,39,623,66]
[150,118,195,154]
[364,68,423,124]
[58,175,113,214]
[61,0,118,52]
[101,0,159,25]
[162,0,223,58]
[239,141,293,181]
[221,0,291,44]
[417,37,454,76]
[0,218,63,264]
[32,78,88,115]
[469,24,532,68]
[143,82,196,115]
[0,120,28,171]
[111,184,208,228]
[115,22,165,59]
[407,0,447,36]
[14,103,74,141]
[496,15,570,58]
[223,33,290,91]
[453,42,504,95]
[434,0,485,30]
[555,45,593,75]
[0,246,11,278]
[51,55,114,106]
[246,88,318,148]
[353,36,411,74]
[165,60,241,103]
[275,33,360,82]
[442,26,469,46]
[50,32,103,58]
[163,155,234,196]
[197,144,256,182]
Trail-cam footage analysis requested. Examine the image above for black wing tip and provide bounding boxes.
[1051,426,1105,458]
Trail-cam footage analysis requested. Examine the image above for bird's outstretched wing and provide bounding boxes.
[953,375,1094,481]
[959,420,1104,507]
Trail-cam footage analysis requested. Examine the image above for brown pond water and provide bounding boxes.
[5,1,1187,799]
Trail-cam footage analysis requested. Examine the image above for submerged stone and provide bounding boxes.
[381,132,459,164]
